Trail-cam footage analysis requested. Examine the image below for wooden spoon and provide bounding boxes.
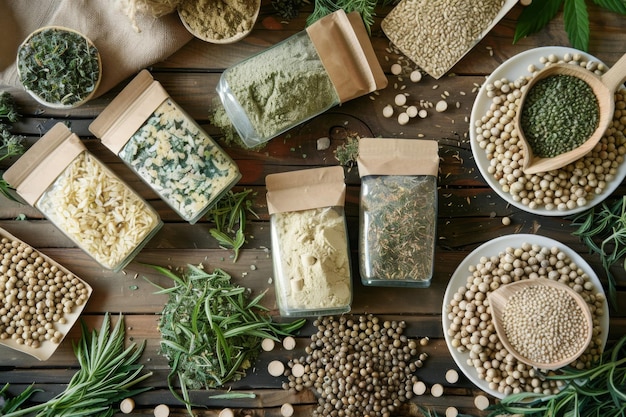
[516,52,626,174]
[487,278,593,370]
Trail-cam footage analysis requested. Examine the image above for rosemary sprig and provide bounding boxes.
[207,189,257,262]
[2,313,152,417]
[148,264,305,416]
[0,384,40,415]
[570,196,626,309]
[488,335,626,417]
[307,0,395,33]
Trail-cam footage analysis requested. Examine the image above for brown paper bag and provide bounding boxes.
[0,0,192,97]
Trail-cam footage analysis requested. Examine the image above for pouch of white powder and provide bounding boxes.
[266,166,352,317]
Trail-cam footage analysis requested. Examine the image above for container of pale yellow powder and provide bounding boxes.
[266,166,352,317]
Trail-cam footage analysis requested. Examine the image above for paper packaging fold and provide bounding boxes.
[89,69,169,154]
[3,123,84,206]
[266,166,346,214]
[357,138,440,177]
[307,11,388,103]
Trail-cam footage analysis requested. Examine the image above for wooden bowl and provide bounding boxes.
[488,278,593,370]
[178,0,260,44]
[516,52,626,174]
[16,26,102,109]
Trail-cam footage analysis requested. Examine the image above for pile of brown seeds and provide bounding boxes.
[283,315,425,417]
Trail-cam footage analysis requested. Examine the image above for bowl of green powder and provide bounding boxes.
[17,26,102,109]
[178,0,260,44]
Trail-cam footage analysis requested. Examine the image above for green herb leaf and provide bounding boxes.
[592,0,626,14]
[513,0,564,44]
[564,0,590,51]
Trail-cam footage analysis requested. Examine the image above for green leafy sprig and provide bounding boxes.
[307,0,395,33]
[570,196,626,309]
[148,264,306,416]
[514,0,626,52]
[0,92,25,202]
[2,313,152,417]
[0,92,20,123]
[488,335,626,417]
[0,384,40,415]
[207,189,257,263]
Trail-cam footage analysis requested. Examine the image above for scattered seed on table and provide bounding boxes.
[154,404,170,417]
[445,369,459,384]
[410,70,422,82]
[446,406,459,417]
[395,93,407,106]
[281,403,295,417]
[269,360,285,377]
[418,109,428,119]
[420,336,430,346]
[219,408,235,417]
[261,338,275,352]
[407,105,418,118]
[398,112,410,125]
[502,216,511,226]
[120,398,135,414]
[283,336,296,350]
[475,394,490,410]
[413,380,427,395]
[391,63,402,75]
[431,383,444,397]
[291,363,305,378]
[382,104,394,118]
[436,100,448,112]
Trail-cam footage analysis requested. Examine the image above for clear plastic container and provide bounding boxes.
[217,31,340,148]
[117,98,241,224]
[271,207,352,317]
[36,151,162,271]
[359,175,437,287]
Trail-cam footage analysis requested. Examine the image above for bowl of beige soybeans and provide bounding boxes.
[442,234,608,398]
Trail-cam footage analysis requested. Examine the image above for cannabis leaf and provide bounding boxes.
[514,0,626,52]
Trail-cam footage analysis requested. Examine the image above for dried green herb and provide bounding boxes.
[207,189,258,262]
[333,133,360,169]
[0,92,20,123]
[271,0,304,19]
[148,264,305,416]
[360,175,436,283]
[17,28,100,106]
[570,196,626,309]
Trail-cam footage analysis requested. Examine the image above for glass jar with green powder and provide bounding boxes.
[217,31,339,148]
[217,10,387,148]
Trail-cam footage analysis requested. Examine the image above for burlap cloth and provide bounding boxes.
[0,0,193,97]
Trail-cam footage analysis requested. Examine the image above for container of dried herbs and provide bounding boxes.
[178,0,261,43]
[217,9,387,148]
[89,70,241,224]
[3,123,162,271]
[357,138,439,287]
[17,26,101,109]
[266,166,353,317]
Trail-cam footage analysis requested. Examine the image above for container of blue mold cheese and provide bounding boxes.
[89,70,241,224]
[266,166,352,317]
[3,123,162,272]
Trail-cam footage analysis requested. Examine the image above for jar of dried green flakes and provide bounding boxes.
[3,124,162,272]
[17,26,101,109]
[90,70,241,224]
[357,139,439,287]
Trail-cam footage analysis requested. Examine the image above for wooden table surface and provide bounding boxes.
[1,2,625,416]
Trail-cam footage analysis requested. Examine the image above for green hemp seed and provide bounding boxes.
[521,74,599,158]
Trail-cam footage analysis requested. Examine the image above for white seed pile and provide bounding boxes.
[503,285,589,364]
[38,152,160,269]
[0,237,89,347]
[474,53,626,211]
[382,0,505,78]
[446,243,605,395]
